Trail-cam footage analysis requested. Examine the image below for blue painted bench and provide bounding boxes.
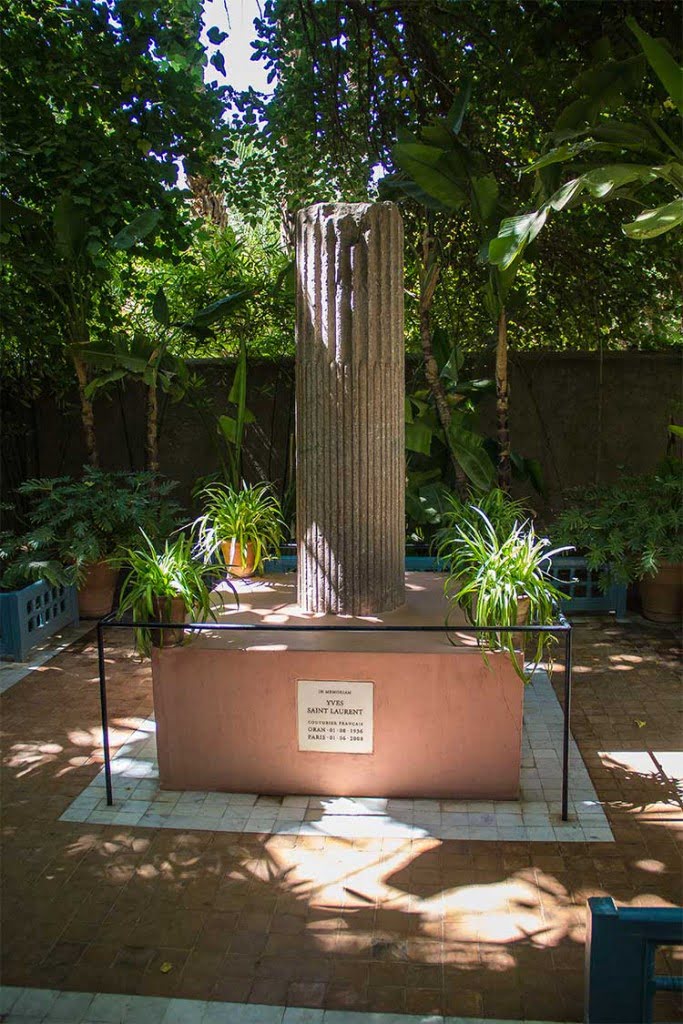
[585,896,683,1022]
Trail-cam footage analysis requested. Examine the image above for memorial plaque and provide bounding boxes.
[297,680,374,753]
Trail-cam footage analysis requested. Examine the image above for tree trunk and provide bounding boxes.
[146,380,159,475]
[495,307,511,492]
[72,351,98,467]
[419,230,468,498]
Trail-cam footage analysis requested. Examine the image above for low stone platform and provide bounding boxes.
[151,573,525,799]
[60,669,611,842]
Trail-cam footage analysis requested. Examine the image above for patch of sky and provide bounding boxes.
[202,0,272,94]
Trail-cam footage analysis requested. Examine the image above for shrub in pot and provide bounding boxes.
[192,482,285,578]
[116,531,234,656]
[18,468,182,616]
[553,459,683,622]
[438,507,569,682]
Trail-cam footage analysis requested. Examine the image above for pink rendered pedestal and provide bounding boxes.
[151,573,524,800]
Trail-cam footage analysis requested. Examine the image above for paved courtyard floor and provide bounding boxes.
[1,616,681,1022]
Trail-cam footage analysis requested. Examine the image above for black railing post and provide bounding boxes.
[561,623,572,822]
[97,620,113,806]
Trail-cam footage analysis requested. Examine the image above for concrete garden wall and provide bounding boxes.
[3,351,680,515]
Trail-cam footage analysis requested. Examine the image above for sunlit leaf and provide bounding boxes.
[622,198,683,239]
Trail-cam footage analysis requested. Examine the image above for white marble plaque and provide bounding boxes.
[297,680,374,753]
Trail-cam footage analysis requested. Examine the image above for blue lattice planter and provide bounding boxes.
[0,580,79,661]
[264,553,627,619]
[550,556,627,620]
[264,554,449,574]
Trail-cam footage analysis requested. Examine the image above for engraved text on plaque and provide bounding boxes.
[297,680,374,753]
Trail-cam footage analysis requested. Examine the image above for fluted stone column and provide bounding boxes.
[296,202,405,615]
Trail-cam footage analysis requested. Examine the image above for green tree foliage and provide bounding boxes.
[0,0,228,460]
[229,0,680,352]
[489,19,683,267]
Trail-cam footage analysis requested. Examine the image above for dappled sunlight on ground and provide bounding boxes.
[597,750,683,829]
[0,615,681,1018]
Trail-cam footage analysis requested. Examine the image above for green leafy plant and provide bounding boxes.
[17,468,182,584]
[441,508,569,681]
[77,286,251,474]
[404,342,544,542]
[192,482,285,574]
[387,86,525,492]
[435,489,534,557]
[0,530,66,591]
[215,337,255,490]
[553,460,683,587]
[488,19,683,270]
[116,531,229,656]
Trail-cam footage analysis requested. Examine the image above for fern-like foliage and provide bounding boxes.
[16,467,183,584]
[0,530,69,590]
[553,459,683,587]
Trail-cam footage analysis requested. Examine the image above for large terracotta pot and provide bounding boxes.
[221,539,256,578]
[78,561,119,618]
[151,596,187,649]
[640,562,683,623]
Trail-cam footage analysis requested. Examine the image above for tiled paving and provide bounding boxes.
[0,985,564,1022]
[59,671,612,843]
[0,622,93,695]
[1,616,681,1022]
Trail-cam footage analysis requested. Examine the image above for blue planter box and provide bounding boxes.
[551,555,627,620]
[265,553,627,619]
[0,580,79,661]
[265,554,448,574]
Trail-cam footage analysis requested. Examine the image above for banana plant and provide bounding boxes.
[216,336,255,490]
[404,338,545,541]
[488,18,683,270]
[79,286,250,473]
[387,82,523,491]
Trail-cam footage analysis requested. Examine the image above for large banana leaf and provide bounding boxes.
[623,198,683,239]
[392,143,466,208]
[627,17,683,115]
[182,290,250,331]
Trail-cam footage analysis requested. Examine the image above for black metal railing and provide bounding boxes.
[95,613,573,819]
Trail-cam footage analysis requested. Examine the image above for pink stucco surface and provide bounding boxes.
[151,574,524,799]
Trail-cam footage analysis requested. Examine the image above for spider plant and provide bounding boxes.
[442,507,570,682]
[434,488,532,559]
[116,531,230,656]
[192,482,284,576]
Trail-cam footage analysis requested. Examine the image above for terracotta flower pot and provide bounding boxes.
[150,595,187,648]
[515,596,531,625]
[221,539,256,578]
[639,562,683,623]
[78,560,119,618]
